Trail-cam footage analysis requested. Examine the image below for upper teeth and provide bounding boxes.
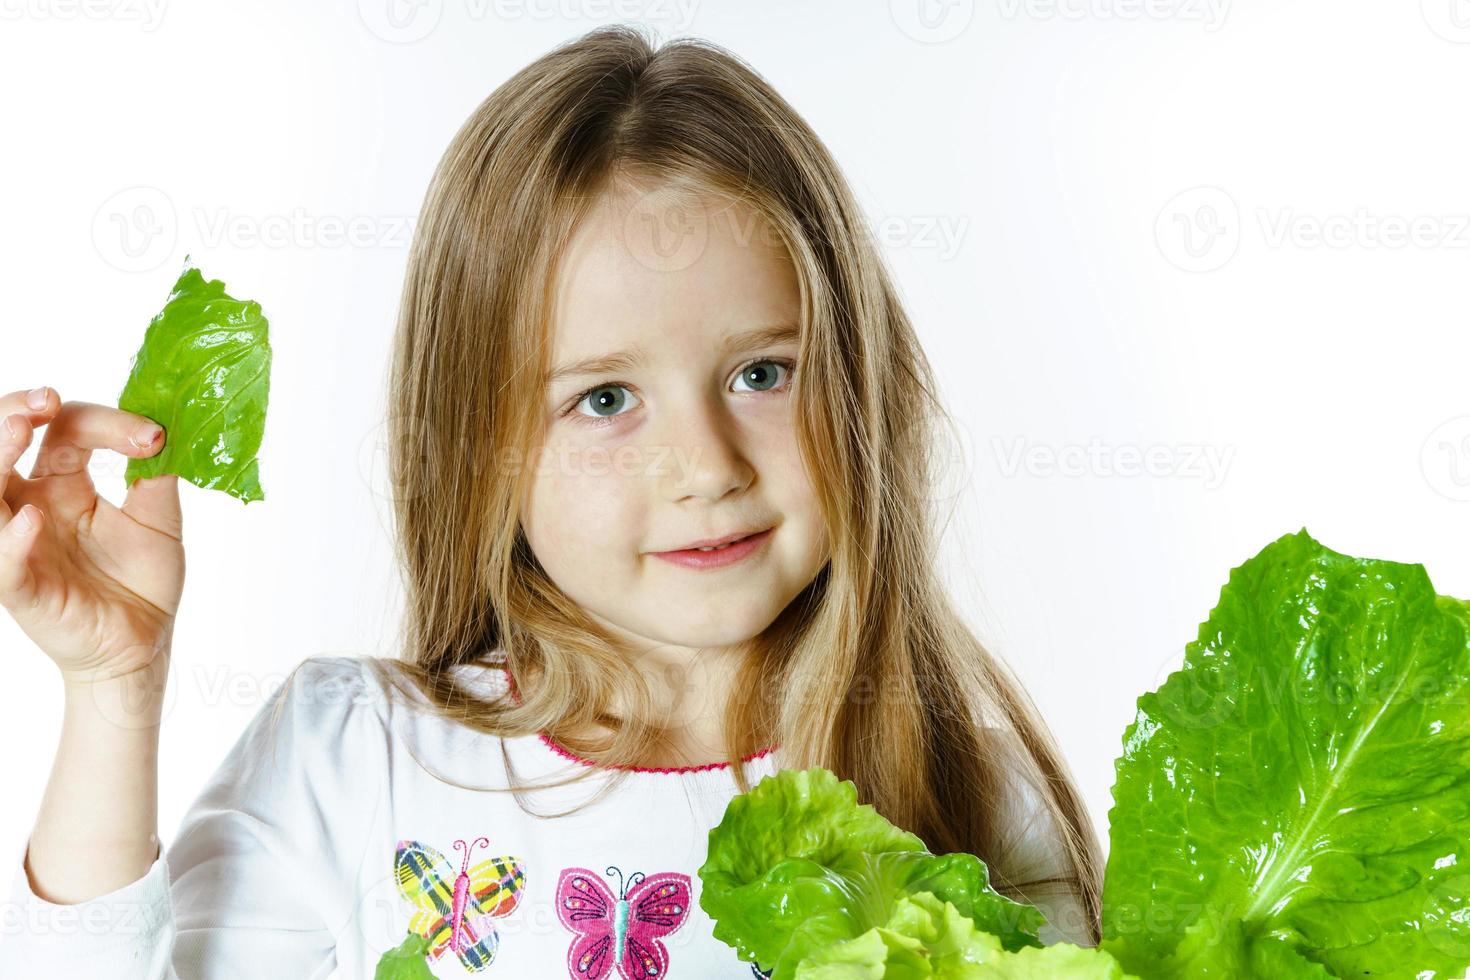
[696,537,758,552]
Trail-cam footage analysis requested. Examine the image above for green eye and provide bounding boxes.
[575,385,639,420]
[562,357,795,429]
[733,359,793,394]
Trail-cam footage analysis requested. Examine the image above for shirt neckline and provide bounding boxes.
[492,664,780,775]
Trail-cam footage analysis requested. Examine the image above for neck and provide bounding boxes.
[521,651,748,768]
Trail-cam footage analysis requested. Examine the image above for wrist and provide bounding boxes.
[59,652,172,727]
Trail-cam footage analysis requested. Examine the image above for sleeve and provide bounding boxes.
[1,655,381,979]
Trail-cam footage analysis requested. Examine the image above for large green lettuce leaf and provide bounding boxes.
[118,262,271,503]
[699,767,1048,979]
[1101,529,1470,978]
[793,890,1137,979]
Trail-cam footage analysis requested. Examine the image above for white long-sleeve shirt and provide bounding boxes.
[2,654,1086,978]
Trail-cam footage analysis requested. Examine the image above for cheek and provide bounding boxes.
[758,408,815,497]
[754,411,829,561]
[521,443,643,572]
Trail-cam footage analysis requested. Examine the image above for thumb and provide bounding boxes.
[123,474,183,540]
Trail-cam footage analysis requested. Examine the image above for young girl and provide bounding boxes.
[2,24,1101,978]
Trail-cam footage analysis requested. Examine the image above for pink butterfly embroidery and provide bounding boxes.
[556,864,692,979]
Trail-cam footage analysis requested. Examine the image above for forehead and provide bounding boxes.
[546,183,800,365]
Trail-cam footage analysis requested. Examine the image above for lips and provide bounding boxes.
[663,528,766,553]
[650,527,775,569]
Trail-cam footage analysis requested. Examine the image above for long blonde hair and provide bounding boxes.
[365,23,1103,946]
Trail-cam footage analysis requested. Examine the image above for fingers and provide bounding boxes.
[0,503,41,611]
[1,415,22,487]
[27,398,166,480]
[0,386,57,421]
[2,386,55,479]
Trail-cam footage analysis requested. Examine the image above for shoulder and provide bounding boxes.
[267,654,514,730]
[969,730,1070,880]
[298,652,507,731]
[282,654,380,701]
[276,653,503,708]
[996,772,1070,878]
[188,657,397,815]
[973,727,1068,865]
[271,655,392,724]
[982,735,1097,948]
[242,656,394,767]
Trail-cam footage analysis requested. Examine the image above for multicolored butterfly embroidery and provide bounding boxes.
[392,836,526,973]
[556,864,692,978]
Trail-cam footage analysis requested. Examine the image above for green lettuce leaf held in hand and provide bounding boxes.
[118,261,271,503]
[1101,528,1470,978]
[794,890,1138,979]
[698,767,1049,979]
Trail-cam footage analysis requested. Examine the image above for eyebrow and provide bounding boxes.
[546,323,801,385]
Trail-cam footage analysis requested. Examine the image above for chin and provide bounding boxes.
[650,607,779,650]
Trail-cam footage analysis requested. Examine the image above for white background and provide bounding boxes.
[3,0,1469,968]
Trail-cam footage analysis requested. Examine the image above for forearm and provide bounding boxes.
[24,654,167,904]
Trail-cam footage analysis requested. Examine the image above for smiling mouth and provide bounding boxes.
[649,527,775,568]
[657,527,771,554]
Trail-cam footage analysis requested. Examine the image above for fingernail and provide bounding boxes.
[11,507,32,534]
[131,423,162,449]
[26,388,47,410]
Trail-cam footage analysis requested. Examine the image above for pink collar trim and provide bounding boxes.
[491,664,779,774]
[537,732,779,774]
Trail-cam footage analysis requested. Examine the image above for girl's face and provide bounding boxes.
[520,182,830,661]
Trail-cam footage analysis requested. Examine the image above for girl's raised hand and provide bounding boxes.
[0,386,185,685]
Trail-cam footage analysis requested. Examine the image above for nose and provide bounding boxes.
[655,390,754,502]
